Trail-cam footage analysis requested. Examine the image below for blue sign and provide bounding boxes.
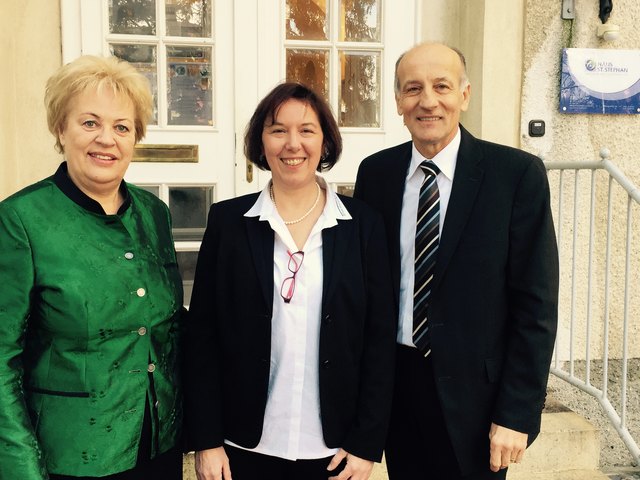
[560,48,640,114]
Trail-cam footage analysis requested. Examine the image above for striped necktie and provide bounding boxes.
[413,160,440,356]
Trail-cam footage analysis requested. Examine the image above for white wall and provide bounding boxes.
[0,1,62,200]
[522,0,640,360]
[418,0,526,147]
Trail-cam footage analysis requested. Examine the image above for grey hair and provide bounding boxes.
[394,43,470,96]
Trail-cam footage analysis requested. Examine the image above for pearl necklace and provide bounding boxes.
[270,182,321,225]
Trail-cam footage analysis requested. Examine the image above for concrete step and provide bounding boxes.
[182,453,194,479]
[371,461,388,480]
[508,470,610,480]
[507,409,604,479]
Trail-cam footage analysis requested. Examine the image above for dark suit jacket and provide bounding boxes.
[183,193,396,462]
[353,125,559,474]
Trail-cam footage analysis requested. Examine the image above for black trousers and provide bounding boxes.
[385,345,507,480]
[225,444,346,480]
[49,402,182,480]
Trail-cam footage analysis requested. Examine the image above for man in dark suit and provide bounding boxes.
[353,43,559,479]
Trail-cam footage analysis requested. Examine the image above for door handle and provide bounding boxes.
[246,159,253,183]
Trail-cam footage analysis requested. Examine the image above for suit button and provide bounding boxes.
[322,360,331,369]
[147,363,156,373]
[124,252,134,260]
[137,327,147,336]
[324,314,332,324]
[136,288,146,297]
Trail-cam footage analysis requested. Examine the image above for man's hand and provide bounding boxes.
[194,446,232,480]
[488,423,528,472]
[327,448,374,480]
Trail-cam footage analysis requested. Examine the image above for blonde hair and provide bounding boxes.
[45,55,153,153]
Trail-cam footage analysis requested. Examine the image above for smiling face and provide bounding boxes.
[261,99,324,190]
[58,86,136,197]
[396,43,471,159]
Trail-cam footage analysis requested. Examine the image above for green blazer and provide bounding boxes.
[0,163,183,478]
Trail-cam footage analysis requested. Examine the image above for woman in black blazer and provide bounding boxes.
[184,83,396,480]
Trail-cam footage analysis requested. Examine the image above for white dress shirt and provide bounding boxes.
[397,128,461,346]
[232,176,351,460]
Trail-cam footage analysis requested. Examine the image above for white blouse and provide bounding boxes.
[231,177,351,460]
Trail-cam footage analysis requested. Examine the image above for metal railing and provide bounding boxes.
[544,148,640,463]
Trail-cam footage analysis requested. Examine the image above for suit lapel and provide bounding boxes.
[245,216,275,309]
[432,127,484,295]
[321,220,352,308]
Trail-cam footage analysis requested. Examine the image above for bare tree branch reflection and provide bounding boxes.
[110,0,156,35]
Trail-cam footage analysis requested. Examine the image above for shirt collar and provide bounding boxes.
[409,126,461,183]
[244,181,278,221]
[321,177,352,224]
[244,176,352,227]
[53,162,131,216]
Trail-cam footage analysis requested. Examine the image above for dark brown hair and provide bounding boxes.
[244,82,342,172]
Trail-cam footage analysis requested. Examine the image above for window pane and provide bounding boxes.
[339,0,381,42]
[110,44,158,125]
[176,251,198,306]
[169,186,213,241]
[167,46,213,126]
[166,0,211,37]
[339,51,380,127]
[109,0,156,35]
[138,185,160,196]
[286,49,329,101]
[286,0,328,40]
[336,184,354,197]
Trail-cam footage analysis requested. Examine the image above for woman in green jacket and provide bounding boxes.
[0,56,184,479]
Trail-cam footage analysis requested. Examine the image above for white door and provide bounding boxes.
[62,0,235,197]
[61,0,418,303]
[234,0,418,196]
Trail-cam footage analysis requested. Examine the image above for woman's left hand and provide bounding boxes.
[327,448,374,480]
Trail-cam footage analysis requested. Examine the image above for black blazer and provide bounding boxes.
[183,193,396,462]
[353,126,559,474]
